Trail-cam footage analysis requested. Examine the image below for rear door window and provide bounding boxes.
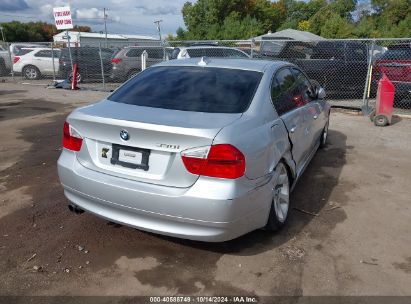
[271,67,301,115]
[109,66,262,113]
[291,68,312,103]
[34,50,52,58]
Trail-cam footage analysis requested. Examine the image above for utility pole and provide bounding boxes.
[103,8,108,48]
[154,20,163,43]
[0,26,5,42]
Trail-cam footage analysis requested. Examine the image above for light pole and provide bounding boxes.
[0,26,6,42]
[103,8,108,48]
[154,20,163,43]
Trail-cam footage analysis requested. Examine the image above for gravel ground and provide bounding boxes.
[0,82,410,298]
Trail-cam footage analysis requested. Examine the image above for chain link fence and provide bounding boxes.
[1,38,410,115]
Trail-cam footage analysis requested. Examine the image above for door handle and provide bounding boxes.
[290,126,297,133]
[313,115,318,120]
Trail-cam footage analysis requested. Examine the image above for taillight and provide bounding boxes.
[111,58,122,64]
[13,56,20,64]
[181,144,245,179]
[63,121,83,152]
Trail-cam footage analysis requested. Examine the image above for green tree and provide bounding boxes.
[279,0,327,30]
[180,0,281,40]
[320,14,355,38]
[175,0,411,40]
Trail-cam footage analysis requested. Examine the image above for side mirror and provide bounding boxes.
[317,87,326,99]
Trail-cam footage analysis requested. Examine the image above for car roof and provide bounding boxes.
[180,46,244,50]
[26,48,59,51]
[124,46,162,49]
[155,58,287,72]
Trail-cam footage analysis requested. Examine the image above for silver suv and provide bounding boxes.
[111,46,169,81]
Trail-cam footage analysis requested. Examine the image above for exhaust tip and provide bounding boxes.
[68,204,84,214]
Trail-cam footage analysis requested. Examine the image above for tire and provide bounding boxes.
[320,117,329,148]
[266,162,290,231]
[374,115,388,127]
[68,71,82,83]
[127,69,140,80]
[23,65,41,80]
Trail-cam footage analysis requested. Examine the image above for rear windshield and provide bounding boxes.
[108,66,262,113]
[187,48,248,58]
[18,49,35,56]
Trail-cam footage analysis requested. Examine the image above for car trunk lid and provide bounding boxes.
[68,100,242,188]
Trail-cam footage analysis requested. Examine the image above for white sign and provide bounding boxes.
[53,6,73,30]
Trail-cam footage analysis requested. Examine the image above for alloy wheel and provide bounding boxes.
[272,163,290,223]
[25,67,37,79]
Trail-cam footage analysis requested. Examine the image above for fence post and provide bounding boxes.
[161,39,166,61]
[362,39,376,115]
[98,42,106,90]
[6,42,13,80]
[51,42,56,83]
[141,50,148,71]
[66,30,74,74]
[251,39,255,58]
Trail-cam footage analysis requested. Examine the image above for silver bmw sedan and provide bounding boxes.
[57,58,330,242]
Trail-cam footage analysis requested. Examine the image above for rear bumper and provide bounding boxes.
[57,150,272,242]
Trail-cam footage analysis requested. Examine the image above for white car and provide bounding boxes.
[13,48,60,80]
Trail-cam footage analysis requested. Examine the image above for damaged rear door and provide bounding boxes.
[271,67,313,173]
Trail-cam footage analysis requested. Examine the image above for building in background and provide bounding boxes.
[53,32,159,48]
[252,29,325,42]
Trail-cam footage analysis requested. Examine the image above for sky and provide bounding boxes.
[0,0,191,37]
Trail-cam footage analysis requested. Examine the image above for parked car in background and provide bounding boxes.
[111,46,167,81]
[59,47,114,83]
[170,46,250,59]
[58,58,330,242]
[372,44,411,104]
[0,45,11,76]
[13,48,60,80]
[1,43,46,76]
[259,40,369,97]
[10,43,43,55]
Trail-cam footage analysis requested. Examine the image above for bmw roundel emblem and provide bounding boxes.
[120,130,129,141]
